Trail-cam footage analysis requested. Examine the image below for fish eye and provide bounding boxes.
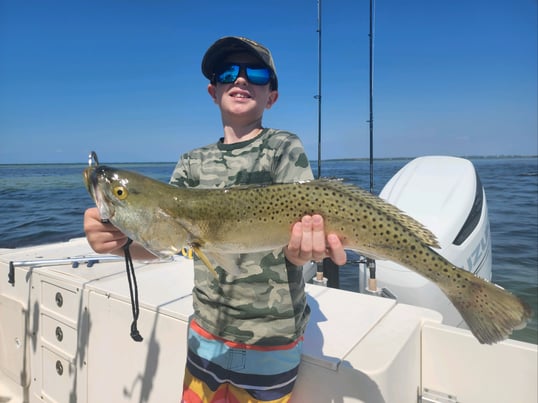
[113,186,128,200]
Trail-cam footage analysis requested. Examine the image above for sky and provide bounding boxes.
[1,0,536,164]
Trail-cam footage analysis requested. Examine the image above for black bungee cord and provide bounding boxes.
[123,238,143,342]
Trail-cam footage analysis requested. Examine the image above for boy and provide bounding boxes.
[84,36,346,402]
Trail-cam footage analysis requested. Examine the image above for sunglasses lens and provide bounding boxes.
[216,64,271,86]
[245,67,271,85]
[216,65,240,84]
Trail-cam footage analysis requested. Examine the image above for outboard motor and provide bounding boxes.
[359,156,492,328]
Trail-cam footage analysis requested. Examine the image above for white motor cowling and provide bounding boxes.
[360,156,492,327]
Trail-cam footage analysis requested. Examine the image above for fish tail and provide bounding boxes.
[445,270,533,344]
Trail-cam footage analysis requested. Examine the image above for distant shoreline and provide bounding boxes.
[323,155,538,163]
[1,155,537,167]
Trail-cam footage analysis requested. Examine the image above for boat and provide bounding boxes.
[2,1,536,400]
[1,155,536,403]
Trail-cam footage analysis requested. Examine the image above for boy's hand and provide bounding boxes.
[284,214,347,267]
[84,207,129,254]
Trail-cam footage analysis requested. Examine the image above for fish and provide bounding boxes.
[83,164,532,345]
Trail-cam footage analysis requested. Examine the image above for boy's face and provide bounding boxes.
[208,52,278,124]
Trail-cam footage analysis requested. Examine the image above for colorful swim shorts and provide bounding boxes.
[182,320,303,403]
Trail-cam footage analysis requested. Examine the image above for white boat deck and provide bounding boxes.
[1,238,536,402]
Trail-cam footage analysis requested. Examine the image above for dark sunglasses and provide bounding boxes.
[214,63,272,86]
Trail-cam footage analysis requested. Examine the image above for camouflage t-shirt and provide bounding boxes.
[170,128,314,346]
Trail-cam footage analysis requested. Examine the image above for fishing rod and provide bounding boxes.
[366,0,379,294]
[315,0,322,179]
[368,0,375,194]
[313,0,339,287]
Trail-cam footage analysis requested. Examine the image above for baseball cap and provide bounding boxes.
[201,36,278,90]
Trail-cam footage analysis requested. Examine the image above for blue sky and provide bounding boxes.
[1,0,536,164]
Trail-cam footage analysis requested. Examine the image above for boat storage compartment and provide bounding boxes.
[41,281,80,326]
[41,346,77,403]
[30,274,87,403]
[0,294,30,388]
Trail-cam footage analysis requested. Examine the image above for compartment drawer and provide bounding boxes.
[42,314,78,359]
[41,347,76,403]
[41,281,79,323]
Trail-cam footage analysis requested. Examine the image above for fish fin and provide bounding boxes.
[190,244,242,277]
[444,269,533,344]
[205,251,242,276]
[315,179,440,248]
[190,244,219,279]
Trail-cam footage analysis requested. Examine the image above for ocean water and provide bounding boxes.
[0,157,536,344]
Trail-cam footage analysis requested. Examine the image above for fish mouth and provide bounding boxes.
[83,166,113,221]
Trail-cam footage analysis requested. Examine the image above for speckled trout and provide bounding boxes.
[84,164,532,344]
